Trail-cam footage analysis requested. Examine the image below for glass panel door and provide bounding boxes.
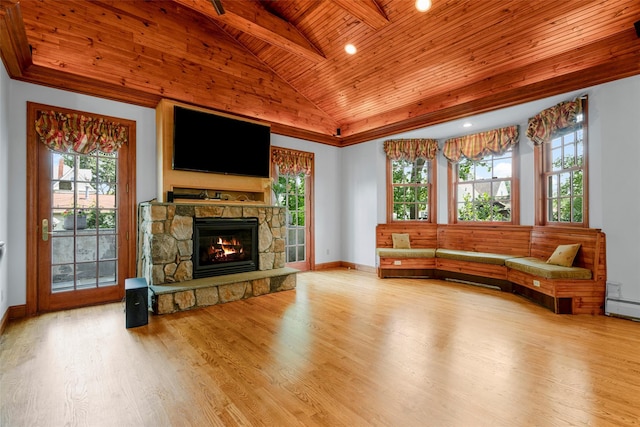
[38,145,123,311]
[27,102,135,314]
[275,173,310,271]
[50,151,118,292]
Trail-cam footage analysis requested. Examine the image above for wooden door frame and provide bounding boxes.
[25,102,137,315]
[293,171,314,271]
[270,146,315,272]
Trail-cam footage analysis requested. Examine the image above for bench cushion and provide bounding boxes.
[506,257,592,280]
[436,249,521,265]
[376,248,436,258]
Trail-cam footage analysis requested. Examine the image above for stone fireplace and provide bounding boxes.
[137,202,296,314]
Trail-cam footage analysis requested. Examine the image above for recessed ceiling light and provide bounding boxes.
[463,122,472,128]
[345,44,357,55]
[415,0,432,12]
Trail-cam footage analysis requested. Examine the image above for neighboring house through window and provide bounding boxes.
[444,125,520,224]
[454,149,514,222]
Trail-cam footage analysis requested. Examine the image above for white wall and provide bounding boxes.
[6,81,156,307]
[270,134,343,265]
[341,141,383,267]
[591,76,640,302]
[0,64,10,320]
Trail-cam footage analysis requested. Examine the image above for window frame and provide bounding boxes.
[448,145,520,224]
[386,156,437,223]
[535,99,589,227]
[270,146,315,272]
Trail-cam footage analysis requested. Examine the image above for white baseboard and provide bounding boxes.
[605,299,640,321]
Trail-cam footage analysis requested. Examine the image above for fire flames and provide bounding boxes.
[203,236,245,263]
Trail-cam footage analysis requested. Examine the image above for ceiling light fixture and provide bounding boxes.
[463,122,472,128]
[415,0,432,12]
[345,44,357,55]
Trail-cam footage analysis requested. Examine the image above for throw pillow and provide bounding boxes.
[547,243,581,267]
[392,233,411,249]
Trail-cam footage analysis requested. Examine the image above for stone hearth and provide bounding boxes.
[137,202,296,314]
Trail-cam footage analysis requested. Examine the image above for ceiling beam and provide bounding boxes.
[0,1,32,77]
[172,0,325,63]
[333,0,389,30]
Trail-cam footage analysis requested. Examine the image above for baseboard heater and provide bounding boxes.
[605,298,640,321]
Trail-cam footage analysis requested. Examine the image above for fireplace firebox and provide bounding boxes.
[193,218,258,278]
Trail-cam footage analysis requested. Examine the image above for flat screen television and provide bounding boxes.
[172,106,271,178]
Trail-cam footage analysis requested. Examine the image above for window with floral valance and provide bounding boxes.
[270,147,314,268]
[34,110,128,154]
[530,96,588,226]
[443,125,519,163]
[444,125,519,223]
[383,139,438,222]
[271,147,313,176]
[383,138,439,161]
[526,97,583,146]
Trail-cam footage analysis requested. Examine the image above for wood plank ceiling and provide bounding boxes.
[1,0,639,146]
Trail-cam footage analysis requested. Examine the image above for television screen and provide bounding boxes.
[172,106,271,178]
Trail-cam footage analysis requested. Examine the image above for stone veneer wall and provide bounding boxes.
[138,202,286,286]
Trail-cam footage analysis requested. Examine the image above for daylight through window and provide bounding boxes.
[455,149,514,222]
[390,158,432,221]
[543,120,585,224]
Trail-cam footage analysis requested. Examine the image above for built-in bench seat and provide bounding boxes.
[506,226,606,315]
[376,223,438,278]
[505,257,592,280]
[436,249,520,265]
[433,224,532,291]
[375,224,607,315]
[376,248,436,258]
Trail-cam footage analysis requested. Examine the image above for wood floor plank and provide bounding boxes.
[2,269,640,426]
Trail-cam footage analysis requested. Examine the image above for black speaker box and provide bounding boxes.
[125,278,148,328]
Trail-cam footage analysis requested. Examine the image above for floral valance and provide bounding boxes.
[272,147,313,176]
[526,97,583,146]
[383,138,439,161]
[35,110,128,154]
[443,125,519,163]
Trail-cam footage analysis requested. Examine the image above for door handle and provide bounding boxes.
[42,218,49,241]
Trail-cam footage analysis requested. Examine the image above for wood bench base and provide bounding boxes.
[376,224,607,315]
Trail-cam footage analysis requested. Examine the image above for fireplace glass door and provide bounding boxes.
[194,218,258,278]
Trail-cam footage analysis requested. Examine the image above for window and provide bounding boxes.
[274,173,307,264]
[451,148,517,223]
[444,125,519,224]
[388,158,435,221]
[539,117,586,225]
[271,146,314,271]
[532,97,587,226]
[384,138,438,223]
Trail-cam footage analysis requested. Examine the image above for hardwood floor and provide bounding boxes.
[2,269,640,426]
